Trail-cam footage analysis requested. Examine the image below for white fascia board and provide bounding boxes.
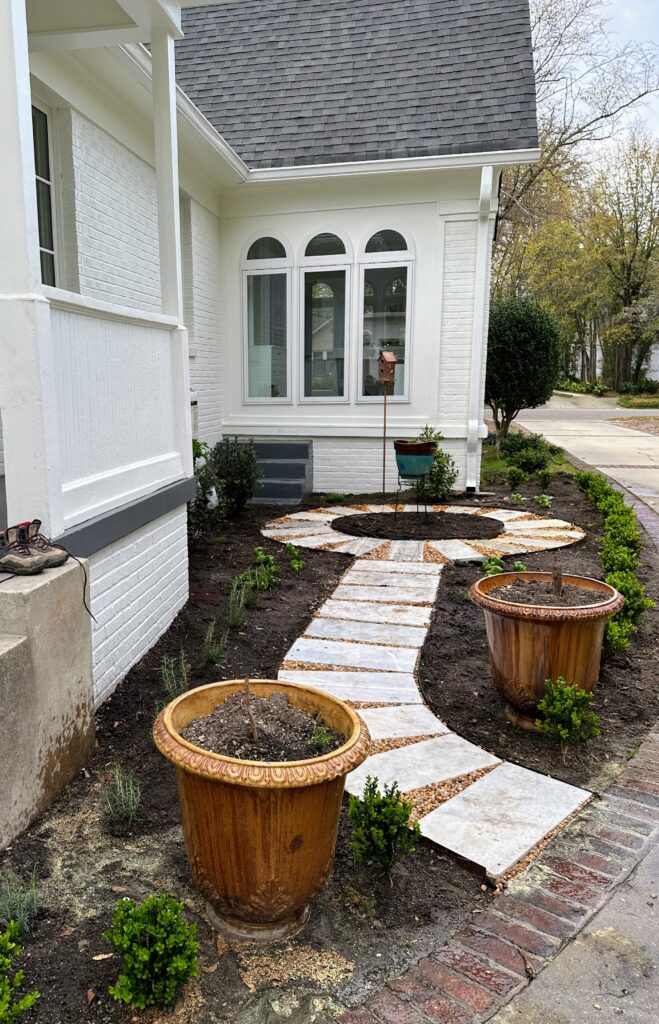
[245,148,541,184]
[117,44,249,184]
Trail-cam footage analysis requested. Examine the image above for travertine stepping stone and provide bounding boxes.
[471,538,542,555]
[334,583,435,605]
[286,637,418,673]
[427,539,485,562]
[420,763,590,881]
[358,704,448,740]
[443,505,482,515]
[290,534,352,549]
[262,523,335,537]
[318,506,369,516]
[277,669,421,703]
[305,616,427,648]
[478,509,532,522]
[318,599,432,628]
[503,518,576,532]
[351,560,442,576]
[328,538,382,556]
[346,734,501,797]
[389,540,425,561]
[282,511,338,521]
[342,568,441,591]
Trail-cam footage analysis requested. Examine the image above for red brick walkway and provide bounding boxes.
[339,722,659,1024]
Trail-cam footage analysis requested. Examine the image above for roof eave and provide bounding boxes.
[245,148,541,184]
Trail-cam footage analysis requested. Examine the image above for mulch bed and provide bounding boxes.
[332,511,500,541]
[420,473,659,791]
[3,506,486,1024]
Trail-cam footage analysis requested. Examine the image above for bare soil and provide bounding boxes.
[332,511,500,541]
[490,579,606,607]
[180,690,344,761]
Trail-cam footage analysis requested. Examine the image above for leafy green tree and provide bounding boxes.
[486,297,560,449]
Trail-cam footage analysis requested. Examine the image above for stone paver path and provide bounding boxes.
[263,504,592,881]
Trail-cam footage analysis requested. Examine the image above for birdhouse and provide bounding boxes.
[377,350,397,384]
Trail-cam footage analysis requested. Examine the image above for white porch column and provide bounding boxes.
[0,0,64,535]
[465,165,495,491]
[151,27,192,475]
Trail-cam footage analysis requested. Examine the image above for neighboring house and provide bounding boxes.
[0,0,538,707]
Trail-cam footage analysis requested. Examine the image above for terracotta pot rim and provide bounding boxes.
[469,571,624,622]
[153,679,370,788]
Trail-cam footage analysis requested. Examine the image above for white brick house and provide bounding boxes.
[0,0,538,706]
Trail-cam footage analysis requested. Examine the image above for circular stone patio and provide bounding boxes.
[261,504,591,882]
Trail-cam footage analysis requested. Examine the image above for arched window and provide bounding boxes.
[300,231,350,401]
[305,233,346,258]
[360,229,414,400]
[242,236,291,401]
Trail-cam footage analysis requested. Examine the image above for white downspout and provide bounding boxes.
[465,164,494,491]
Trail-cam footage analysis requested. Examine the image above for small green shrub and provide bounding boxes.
[203,621,228,665]
[188,439,222,543]
[411,426,458,499]
[227,580,247,630]
[104,765,141,831]
[312,722,333,752]
[103,895,198,1011]
[535,677,600,745]
[0,873,40,937]
[0,921,39,1020]
[235,548,281,596]
[511,560,528,572]
[501,432,556,474]
[284,542,305,572]
[536,467,553,490]
[483,556,505,576]
[509,493,527,505]
[556,377,608,396]
[161,651,190,701]
[348,776,420,872]
[211,437,261,518]
[535,494,553,509]
[507,466,528,488]
[324,492,346,504]
[605,571,654,626]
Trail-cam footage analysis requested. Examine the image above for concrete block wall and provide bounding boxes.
[183,198,224,445]
[89,507,188,706]
[312,437,468,493]
[69,111,161,312]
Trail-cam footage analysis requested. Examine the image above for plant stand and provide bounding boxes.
[395,473,430,519]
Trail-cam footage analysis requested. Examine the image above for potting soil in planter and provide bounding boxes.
[496,580,606,608]
[180,690,344,761]
[332,511,500,541]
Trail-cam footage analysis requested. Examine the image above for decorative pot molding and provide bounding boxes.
[469,572,624,623]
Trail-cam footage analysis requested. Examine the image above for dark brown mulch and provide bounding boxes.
[490,579,605,607]
[420,473,659,791]
[180,690,343,761]
[331,511,500,541]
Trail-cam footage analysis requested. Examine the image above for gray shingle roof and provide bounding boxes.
[176,0,538,169]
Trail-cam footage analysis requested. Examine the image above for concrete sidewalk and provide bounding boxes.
[518,395,659,519]
[491,833,658,1023]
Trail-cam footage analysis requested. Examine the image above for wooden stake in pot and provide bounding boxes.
[552,557,563,599]
[243,676,258,741]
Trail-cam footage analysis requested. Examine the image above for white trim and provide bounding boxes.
[217,420,483,439]
[241,230,293,269]
[29,27,148,52]
[62,451,185,528]
[299,230,353,266]
[247,148,541,183]
[299,264,351,403]
[43,285,181,328]
[358,225,414,260]
[356,259,413,405]
[466,165,495,490]
[242,268,293,405]
[30,97,61,288]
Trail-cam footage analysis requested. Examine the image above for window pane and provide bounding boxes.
[32,107,50,180]
[304,269,346,398]
[247,236,286,260]
[362,266,407,396]
[247,274,288,398]
[39,251,56,288]
[305,233,346,257]
[365,230,407,253]
[35,179,54,252]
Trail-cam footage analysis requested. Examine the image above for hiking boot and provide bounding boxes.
[0,529,48,575]
[17,520,69,568]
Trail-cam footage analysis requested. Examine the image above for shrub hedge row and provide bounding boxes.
[575,471,654,656]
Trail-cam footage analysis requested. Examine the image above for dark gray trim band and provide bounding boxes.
[55,478,196,558]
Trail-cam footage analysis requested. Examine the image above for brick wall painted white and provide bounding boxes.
[313,437,467,493]
[89,507,188,707]
[70,111,161,313]
[183,199,224,444]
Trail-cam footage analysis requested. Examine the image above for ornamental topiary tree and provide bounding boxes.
[486,297,560,451]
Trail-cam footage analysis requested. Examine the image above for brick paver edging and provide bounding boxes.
[339,721,659,1024]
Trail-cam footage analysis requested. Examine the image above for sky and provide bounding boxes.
[607,0,659,132]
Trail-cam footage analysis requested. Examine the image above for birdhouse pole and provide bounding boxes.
[377,351,397,500]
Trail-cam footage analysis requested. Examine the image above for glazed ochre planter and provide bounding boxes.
[394,439,437,479]
[154,679,370,942]
[469,572,624,729]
